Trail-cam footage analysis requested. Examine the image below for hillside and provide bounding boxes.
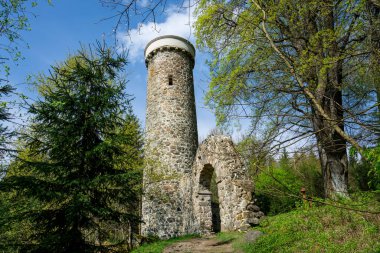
[133,194,380,253]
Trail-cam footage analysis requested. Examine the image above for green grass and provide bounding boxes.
[131,234,199,253]
[133,193,380,253]
[231,194,380,253]
[216,231,241,243]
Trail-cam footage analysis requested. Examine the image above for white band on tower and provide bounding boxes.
[144,35,195,60]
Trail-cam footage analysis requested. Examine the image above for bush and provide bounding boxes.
[254,150,323,215]
[254,165,302,215]
[350,148,380,192]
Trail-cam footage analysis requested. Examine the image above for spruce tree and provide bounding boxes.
[1,43,143,252]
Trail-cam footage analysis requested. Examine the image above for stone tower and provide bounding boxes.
[142,35,198,238]
[141,35,263,239]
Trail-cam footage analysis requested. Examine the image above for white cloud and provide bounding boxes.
[137,0,150,8]
[117,7,195,63]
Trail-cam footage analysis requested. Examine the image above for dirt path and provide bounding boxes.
[163,236,237,253]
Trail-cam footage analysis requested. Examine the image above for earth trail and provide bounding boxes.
[163,236,239,253]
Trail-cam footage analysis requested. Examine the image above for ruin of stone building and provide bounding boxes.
[142,35,263,239]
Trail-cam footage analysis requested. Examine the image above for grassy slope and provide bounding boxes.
[133,195,380,253]
[234,203,380,252]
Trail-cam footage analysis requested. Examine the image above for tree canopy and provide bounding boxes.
[0,0,50,171]
[195,0,380,197]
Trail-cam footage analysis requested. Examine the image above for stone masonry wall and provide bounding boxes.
[141,36,263,239]
[142,47,198,238]
[191,135,263,234]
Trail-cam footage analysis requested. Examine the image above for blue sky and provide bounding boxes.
[6,0,234,140]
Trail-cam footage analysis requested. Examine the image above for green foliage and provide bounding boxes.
[254,150,322,215]
[349,149,378,191]
[255,164,302,215]
[0,0,49,178]
[0,188,39,252]
[0,0,43,75]
[237,136,323,215]
[131,234,199,253]
[236,136,274,179]
[195,0,378,197]
[0,145,46,251]
[0,43,143,252]
[291,151,324,197]
[195,0,365,126]
[0,84,14,157]
[363,146,380,191]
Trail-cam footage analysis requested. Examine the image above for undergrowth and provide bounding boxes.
[232,192,380,253]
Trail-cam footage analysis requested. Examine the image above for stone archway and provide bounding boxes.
[192,135,258,234]
[198,163,221,233]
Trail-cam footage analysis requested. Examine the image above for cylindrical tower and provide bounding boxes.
[142,35,198,238]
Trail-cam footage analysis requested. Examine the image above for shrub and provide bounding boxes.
[254,150,323,215]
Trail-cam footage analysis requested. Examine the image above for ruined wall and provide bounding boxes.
[191,135,263,234]
[142,36,198,238]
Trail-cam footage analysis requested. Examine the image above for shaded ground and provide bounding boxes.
[163,236,236,253]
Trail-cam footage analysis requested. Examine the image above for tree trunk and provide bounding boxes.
[308,3,349,199]
[312,61,348,198]
[312,94,349,198]
[316,136,348,198]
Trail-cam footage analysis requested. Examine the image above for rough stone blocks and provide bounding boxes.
[141,36,263,239]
